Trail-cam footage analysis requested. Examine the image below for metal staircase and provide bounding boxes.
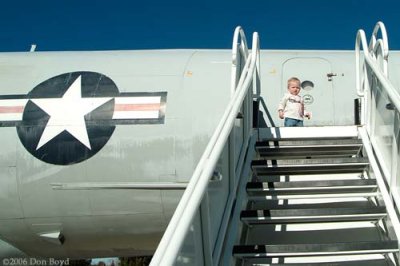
[232,127,399,265]
[150,22,400,266]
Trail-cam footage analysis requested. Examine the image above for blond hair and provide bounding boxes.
[287,77,300,88]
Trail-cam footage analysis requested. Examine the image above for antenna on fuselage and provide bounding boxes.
[30,44,37,52]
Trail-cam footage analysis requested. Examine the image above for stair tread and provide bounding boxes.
[247,179,377,195]
[251,173,364,183]
[248,192,380,201]
[256,138,362,147]
[240,206,387,223]
[252,158,369,175]
[257,149,362,159]
[245,259,395,266]
[258,152,361,159]
[232,240,399,258]
[256,141,362,157]
[247,179,377,190]
[251,201,376,210]
[259,134,359,142]
[252,157,369,167]
[241,206,387,217]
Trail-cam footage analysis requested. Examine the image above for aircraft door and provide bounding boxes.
[282,58,334,126]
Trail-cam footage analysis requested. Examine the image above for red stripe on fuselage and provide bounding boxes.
[114,103,161,111]
[0,106,24,113]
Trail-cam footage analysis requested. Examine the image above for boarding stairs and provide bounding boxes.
[150,22,400,266]
[232,126,399,265]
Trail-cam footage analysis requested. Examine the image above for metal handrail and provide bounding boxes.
[150,30,260,266]
[231,26,261,99]
[369,21,389,62]
[355,21,400,253]
[355,23,400,111]
[231,26,250,95]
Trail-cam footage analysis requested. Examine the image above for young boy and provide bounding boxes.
[278,77,309,127]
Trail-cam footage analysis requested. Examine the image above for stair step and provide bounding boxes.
[244,258,395,266]
[247,179,377,195]
[251,200,375,211]
[256,139,362,147]
[240,206,387,224]
[259,126,359,141]
[232,240,398,258]
[251,173,363,183]
[248,192,380,201]
[256,139,362,158]
[252,158,369,175]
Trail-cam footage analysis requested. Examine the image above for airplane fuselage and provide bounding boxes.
[0,48,399,258]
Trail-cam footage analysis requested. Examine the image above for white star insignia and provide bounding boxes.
[31,76,112,150]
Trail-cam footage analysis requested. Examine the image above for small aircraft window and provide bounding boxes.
[301,80,314,91]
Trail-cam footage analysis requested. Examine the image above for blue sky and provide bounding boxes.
[0,0,399,52]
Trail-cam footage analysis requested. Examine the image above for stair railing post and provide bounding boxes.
[199,192,213,266]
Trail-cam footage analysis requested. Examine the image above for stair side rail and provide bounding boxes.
[231,26,249,96]
[356,21,396,127]
[150,30,260,266]
[355,21,400,249]
[231,26,261,99]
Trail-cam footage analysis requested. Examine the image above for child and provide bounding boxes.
[278,77,310,127]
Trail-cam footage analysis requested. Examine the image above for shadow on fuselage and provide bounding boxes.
[254,98,276,128]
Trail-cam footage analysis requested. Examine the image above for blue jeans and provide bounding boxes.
[284,118,303,127]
